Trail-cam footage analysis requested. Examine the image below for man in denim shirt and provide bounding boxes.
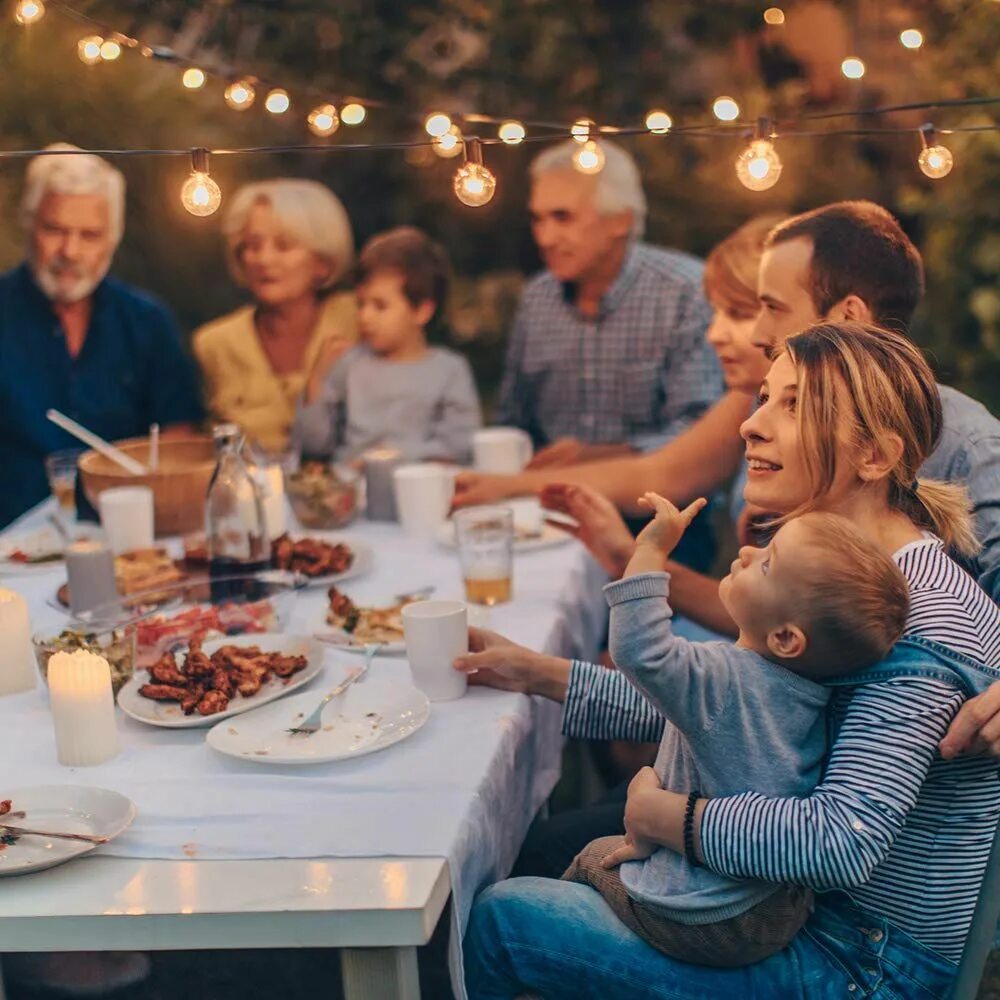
[0,144,202,527]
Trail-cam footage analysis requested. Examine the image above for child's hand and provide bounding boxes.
[601,831,655,869]
[634,493,708,556]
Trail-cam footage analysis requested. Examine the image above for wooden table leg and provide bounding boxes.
[341,946,421,1000]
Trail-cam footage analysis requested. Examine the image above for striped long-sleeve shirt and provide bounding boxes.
[562,536,1000,961]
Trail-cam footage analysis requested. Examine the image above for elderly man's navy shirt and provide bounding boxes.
[0,264,203,527]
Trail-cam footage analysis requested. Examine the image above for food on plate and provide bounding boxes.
[138,640,308,716]
[134,600,278,668]
[326,586,405,645]
[33,627,135,695]
[0,526,64,565]
[271,533,354,578]
[286,462,358,529]
[0,799,18,850]
[114,548,186,595]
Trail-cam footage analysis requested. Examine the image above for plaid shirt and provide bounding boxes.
[496,242,722,451]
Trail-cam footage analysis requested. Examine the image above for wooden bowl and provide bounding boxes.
[79,436,215,537]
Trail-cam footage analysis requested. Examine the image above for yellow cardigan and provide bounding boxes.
[193,292,357,453]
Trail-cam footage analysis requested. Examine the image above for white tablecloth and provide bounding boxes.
[0,504,609,996]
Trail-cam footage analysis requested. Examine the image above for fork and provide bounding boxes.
[286,642,381,736]
[394,585,435,604]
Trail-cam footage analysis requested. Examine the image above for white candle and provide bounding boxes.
[260,465,287,540]
[0,588,36,696]
[364,448,402,522]
[48,649,120,766]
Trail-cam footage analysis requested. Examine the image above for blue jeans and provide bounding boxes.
[464,878,957,999]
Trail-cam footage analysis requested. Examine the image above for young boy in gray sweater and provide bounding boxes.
[563,493,910,966]
[295,226,481,464]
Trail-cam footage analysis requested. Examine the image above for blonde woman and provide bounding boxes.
[193,179,357,452]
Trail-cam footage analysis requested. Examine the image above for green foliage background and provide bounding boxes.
[2,0,998,413]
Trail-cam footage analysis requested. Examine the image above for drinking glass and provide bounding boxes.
[45,449,84,521]
[454,506,514,605]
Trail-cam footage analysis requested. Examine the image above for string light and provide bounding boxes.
[99,38,122,61]
[900,29,923,49]
[180,148,222,217]
[224,79,255,110]
[713,96,740,121]
[425,112,452,138]
[572,139,605,174]
[264,88,290,114]
[763,7,785,25]
[841,57,865,79]
[307,104,339,137]
[433,124,464,158]
[453,138,497,207]
[571,119,595,143]
[735,118,782,191]
[341,103,366,126]
[14,0,45,25]
[182,67,206,90]
[77,35,103,65]
[498,120,526,145]
[918,124,954,179]
[645,109,672,134]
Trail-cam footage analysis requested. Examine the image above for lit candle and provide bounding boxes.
[48,649,120,766]
[363,448,402,522]
[65,538,119,615]
[0,588,36,696]
[261,464,287,540]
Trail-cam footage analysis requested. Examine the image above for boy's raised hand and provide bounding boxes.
[634,493,708,556]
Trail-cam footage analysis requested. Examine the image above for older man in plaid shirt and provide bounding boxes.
[496,140,723,471]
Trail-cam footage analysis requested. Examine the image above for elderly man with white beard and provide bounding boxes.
[0,143,202,527]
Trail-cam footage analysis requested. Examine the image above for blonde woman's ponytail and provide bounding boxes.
[908,478,979,557]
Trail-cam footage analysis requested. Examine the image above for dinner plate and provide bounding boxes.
[435,520,573,553]
[0,785,135,877]
[117,633,323,729]
[0,524,102,575]
[286,535,374,587]
[206,672,431,765]
[315,630,406,655]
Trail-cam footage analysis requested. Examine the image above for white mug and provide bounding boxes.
[402,600,468,701]
[393,463,454,536]
[473,428,533,474]
[98,486,155,554]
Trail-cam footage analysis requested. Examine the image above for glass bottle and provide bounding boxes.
[206,424,270,599]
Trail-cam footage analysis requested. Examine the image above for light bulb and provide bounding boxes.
[573,140,605,175]
[341,103,366,126]
[14,0,44,25]
[99,39,122,61]
[899,29,923,49]
[224,79,255,110]
[735,139,782,191]
[308,104,339,137]
[425,112,452,138]
[182,67,206,89]
[498,120,526,145]
[433,125,464,158]
[918,144,953,179]
[181,172,222,217]
[713,96,740,121]
[78,36,104,65]
[453,163,497,207]
[571,118,594,143]
[763,7,785,24]
[841,56,865,79]
[265,89,290,114]
[645,109,672,134]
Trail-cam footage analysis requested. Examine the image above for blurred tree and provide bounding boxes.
[1,0,997,410]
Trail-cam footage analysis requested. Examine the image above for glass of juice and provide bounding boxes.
[454,506,514,606]
[44,449,84,522]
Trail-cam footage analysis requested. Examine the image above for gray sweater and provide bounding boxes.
[606,572,830,924]
[294,345,482,464]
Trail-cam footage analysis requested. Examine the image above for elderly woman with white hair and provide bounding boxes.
[193,178,358,453]
[0,143,202,528]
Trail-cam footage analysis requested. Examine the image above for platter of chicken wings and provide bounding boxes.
[117,633,323,728]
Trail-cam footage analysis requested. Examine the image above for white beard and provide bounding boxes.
[31,255,112,304]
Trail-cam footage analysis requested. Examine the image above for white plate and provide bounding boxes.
[0,524,66,573]
[316,631,406,655]
[117,633,324,729]
[287,535,374,587]
[206,673,431,765]
[435,520,573,553]
[0,785,135,877]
